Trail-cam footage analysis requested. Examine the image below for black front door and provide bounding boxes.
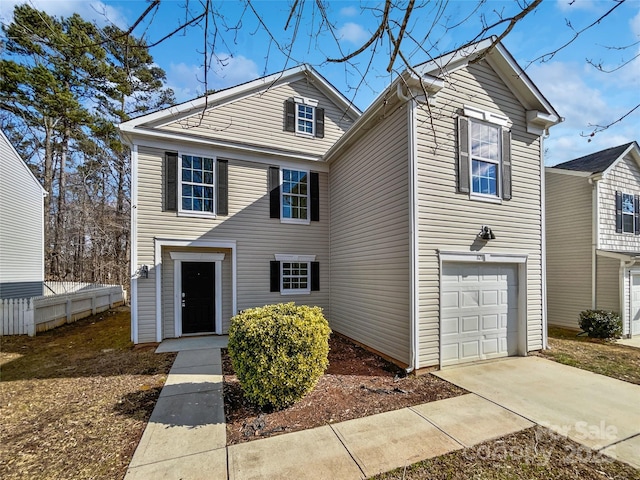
[181,262,215,334]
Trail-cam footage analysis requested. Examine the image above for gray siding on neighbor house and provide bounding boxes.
[598,152,640,251]
[595,254,621,313]
[135,146,330,343]
[0,131,44,298]
[329,102,411,365]
[414,61,545,367]
[0,281,43,299]
[545,171,594,329]
[157,78,354,158]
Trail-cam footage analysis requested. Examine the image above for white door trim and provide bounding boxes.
[170,252,225,337]
[154,238,237,342]
[438,252,528,367]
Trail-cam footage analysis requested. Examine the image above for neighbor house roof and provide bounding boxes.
[551,142,639,174]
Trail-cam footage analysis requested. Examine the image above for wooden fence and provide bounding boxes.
[1,285,126,336]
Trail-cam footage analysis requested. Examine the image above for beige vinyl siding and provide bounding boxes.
[595,255,621,312]
[329,102,411,365]
[135,146,329,342]
[599,153,640,251]
[545,171,594,329]
[414,61,545,367]
[157,79,353,158]
[0,132,44,295]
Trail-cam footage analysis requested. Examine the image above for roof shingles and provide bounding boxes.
[551,142,636,173]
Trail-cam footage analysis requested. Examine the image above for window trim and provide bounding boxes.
[467,118,505,203]
[293,96,318,137]
[178,152,217,218]
[280,167,311,224]
[621,192,635,234]
[275,254,316,295]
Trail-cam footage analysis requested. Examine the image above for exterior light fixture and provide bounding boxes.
[140,265,149,279]
[479,225,496,240]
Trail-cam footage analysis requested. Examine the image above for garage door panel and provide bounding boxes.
[441,262,519,367]
[632,275,640,336]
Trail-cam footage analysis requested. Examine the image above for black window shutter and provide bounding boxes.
[457,117,470,193]
[311,262,320,291]
[284,99,295,132]
[634,195,639,234]
[270,261,281,292]
[217,159,228,216]
[269,166,280,218]
[310,172,319,221]
[502,129,512,200]
[164,152,178,211]
[615,191,623,233]
[315,108,325,138]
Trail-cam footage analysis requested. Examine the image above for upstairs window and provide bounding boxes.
[282,169,308,222]
[297,104,314,135]
[284,98,324,138]
[615,191,639,234]
[471,121,500,197]
[181,155,214,213]
[457,108,511,202]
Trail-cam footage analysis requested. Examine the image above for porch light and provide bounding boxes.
[479,225,496,240]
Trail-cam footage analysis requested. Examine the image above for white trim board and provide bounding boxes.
[154,238,237,342]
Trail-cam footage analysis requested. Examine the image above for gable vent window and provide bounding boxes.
[284,98,324,138]
[616,191,640,234]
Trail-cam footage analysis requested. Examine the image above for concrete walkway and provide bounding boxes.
[125,345,640,479]
[617,336,640,349]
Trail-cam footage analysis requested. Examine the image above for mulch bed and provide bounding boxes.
[223,334,467,445]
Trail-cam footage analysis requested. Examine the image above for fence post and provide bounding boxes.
[66,297,72,323]
[26,298,35,336]
[91,293,97,315]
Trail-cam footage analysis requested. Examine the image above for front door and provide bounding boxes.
[181,262,215,334]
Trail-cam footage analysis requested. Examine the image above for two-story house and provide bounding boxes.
[546,141,640,338]
[0,130,47,299]
[120,38,560,370]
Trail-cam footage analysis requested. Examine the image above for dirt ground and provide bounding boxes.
[223,334,467,445]
[0,308,175,480]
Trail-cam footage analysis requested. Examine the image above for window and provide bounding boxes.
[281,168,309,222]
[284,98,324,138]
[622,193,635,233]
[282,262,309,293]
[470,121,500,197]
[297,104,314,135]
[270,255,319,294]
[180,155,215,214]
[457,112,511,201]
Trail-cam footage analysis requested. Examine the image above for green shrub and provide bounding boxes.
[228,302,331,409]
[578,309,622,340]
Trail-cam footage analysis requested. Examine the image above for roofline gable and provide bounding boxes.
[0,130,47,196]
[414,38,561,134]
[598,141,640,179]
[119,64,361,134]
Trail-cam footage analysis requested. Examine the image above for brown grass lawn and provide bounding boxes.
[540,327,640,384]
[0,307,176,480]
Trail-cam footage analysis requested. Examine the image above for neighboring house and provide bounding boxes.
[120,38,560,370]
[0,130,47,299]
[546,141,640,338]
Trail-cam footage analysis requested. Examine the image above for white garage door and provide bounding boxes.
[441,262,519,367]
[631,275,640,336]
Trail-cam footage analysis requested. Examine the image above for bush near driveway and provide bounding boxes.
[578,309,622,340]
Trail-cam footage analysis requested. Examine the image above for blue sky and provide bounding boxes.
[1,0,639,164]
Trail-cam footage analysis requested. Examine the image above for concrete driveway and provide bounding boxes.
[435,356,640,468]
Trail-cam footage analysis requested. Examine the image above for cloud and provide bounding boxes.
[0,0,127,27]
[167,55,259,102]
[340,6,358,17]
[337,22,369,45]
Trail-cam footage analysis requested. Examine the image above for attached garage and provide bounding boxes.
[630,274,640,336]
[440,260,524,367]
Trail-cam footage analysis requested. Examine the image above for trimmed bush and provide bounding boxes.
[228,302,331,409]
[578,309,622,340]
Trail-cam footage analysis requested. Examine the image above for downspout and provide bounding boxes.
[406,90,419,373]
[541,136,548,350]
[130,143,139,344]
[589,177,599,309]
